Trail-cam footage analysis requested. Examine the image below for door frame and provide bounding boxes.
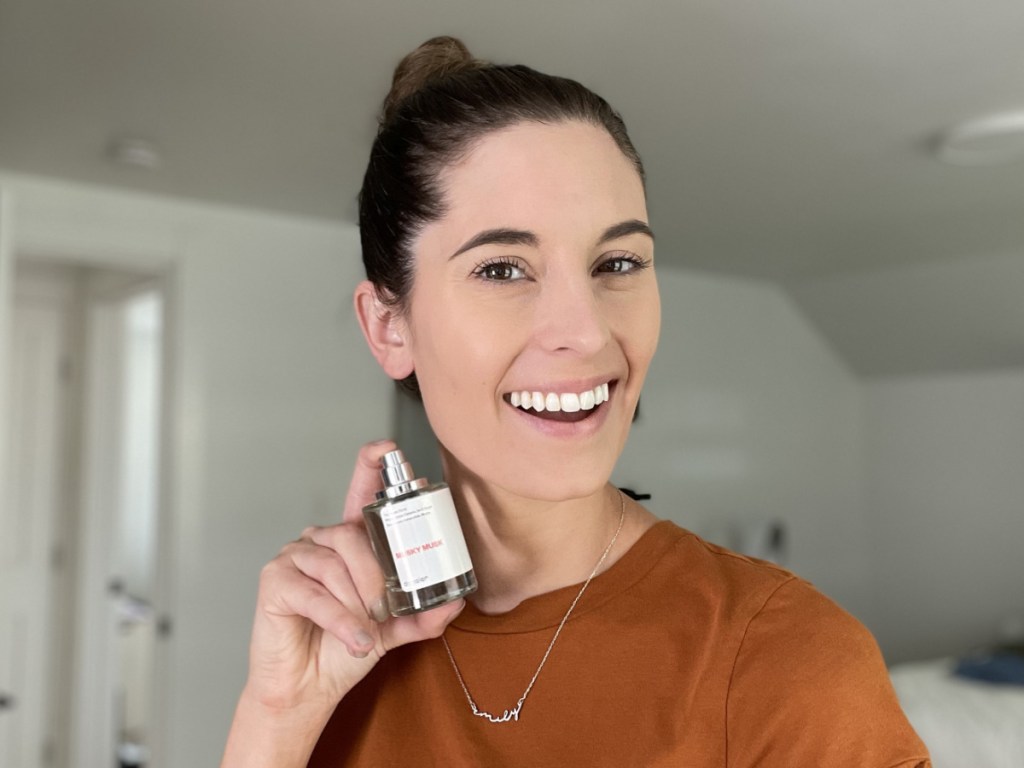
[69,270,172,767]
[0,184,178,767]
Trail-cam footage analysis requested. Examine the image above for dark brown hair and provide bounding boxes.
[359,36,645,395]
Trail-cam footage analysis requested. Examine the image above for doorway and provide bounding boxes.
[0,260,169,768]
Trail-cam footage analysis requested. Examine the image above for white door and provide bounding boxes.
[70,276,165,768]
[0,186,15,761]
[0,257,167,768]
[0,268,75,767]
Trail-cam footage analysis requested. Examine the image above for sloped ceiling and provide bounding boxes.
[1,0,1023,375]
[787,252,1024,376]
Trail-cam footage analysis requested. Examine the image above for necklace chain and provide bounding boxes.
[441,492,627,724]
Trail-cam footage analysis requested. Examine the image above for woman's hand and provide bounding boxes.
[222,440,465,767]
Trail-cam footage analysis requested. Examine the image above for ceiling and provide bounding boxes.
[2,0,1023,375]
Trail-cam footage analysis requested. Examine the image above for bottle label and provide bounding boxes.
[380,489,473,591]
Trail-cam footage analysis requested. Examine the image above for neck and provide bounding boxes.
[441,453,652,614]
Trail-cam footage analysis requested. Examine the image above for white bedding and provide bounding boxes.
[889,658,1024,768]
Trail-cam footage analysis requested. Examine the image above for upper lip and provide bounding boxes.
[499,380,610,397]
[502,378,617,395]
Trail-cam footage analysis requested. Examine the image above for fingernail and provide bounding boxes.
[370,598,390,623]
[355,629,374,647]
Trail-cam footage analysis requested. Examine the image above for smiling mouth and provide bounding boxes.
[503,382,613,423]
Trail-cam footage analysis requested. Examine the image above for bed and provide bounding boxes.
[889,656,1024,768]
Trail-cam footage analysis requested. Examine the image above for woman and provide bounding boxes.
[223,37,930,766]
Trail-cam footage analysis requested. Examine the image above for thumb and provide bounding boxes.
[383,598,466,650]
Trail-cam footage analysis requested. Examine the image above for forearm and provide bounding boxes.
[221,687,336,768]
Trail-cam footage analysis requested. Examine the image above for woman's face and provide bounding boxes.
[401,120,660,501]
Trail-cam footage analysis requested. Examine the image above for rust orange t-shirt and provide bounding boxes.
[310,521,931,767]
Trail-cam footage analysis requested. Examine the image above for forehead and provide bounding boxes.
[421,121,647,255]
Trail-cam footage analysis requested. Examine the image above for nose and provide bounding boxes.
[532,270,610,356]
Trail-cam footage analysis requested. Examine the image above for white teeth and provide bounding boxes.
[509,382,612,413]
[560,393,581,412]
[580,389,596,410]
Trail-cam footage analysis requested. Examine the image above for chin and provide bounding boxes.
[502,475,609,503]
[441,443,619,503]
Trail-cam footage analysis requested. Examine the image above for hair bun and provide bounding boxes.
[382,36,483,125]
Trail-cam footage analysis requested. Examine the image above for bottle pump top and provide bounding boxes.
[378,449,429,499]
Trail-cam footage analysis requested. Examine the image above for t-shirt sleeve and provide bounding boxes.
[725,578,932,768]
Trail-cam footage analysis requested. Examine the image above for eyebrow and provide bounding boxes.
[449,219,654,260]
[598,219,655,245]
[450,228,539,259]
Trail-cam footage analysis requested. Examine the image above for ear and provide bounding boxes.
[354,281,415,380]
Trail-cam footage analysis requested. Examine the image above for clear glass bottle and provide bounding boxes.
[362,449,477,616]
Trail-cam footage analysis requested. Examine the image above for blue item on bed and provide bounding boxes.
[954,651,1024,685]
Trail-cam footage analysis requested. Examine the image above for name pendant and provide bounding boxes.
[471,699,525,724]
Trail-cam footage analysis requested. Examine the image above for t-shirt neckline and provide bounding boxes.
[449,519,685,635]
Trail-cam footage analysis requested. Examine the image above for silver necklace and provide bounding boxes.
[441,493,626,724]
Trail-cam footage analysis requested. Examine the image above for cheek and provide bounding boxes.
[615,289,661,372]
[641,296,662,362]
[407,298,514,430]
[408,280,522,369]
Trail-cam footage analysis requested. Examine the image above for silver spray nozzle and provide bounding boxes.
[378,449,428,499]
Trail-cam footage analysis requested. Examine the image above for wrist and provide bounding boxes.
[221,687,336,768]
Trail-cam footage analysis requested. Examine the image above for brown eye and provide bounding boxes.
[594,254,650,275]
[475,260,527,281]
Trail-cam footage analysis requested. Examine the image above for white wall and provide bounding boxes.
[0,172,392,766]
[865,368,1024,663]
[614,268,874,621]
[168,220,390,766]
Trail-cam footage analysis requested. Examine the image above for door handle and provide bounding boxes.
[0,691,14,710]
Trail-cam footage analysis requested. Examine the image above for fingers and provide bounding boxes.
[264,523,387,656]
[342,439,397,525]
[250,438,458,691]
[307,524,388,622]
[261,554,377,659]
[260,526,466,663]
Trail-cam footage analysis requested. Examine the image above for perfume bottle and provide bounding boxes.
[362,449,477,616]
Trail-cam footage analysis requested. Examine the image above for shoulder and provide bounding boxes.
[718,566,929,764]
[727,576,892,718]
[647,523,866,643]
[635,525,887,690]
[641,524,930,765]
[641,522,808,624]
